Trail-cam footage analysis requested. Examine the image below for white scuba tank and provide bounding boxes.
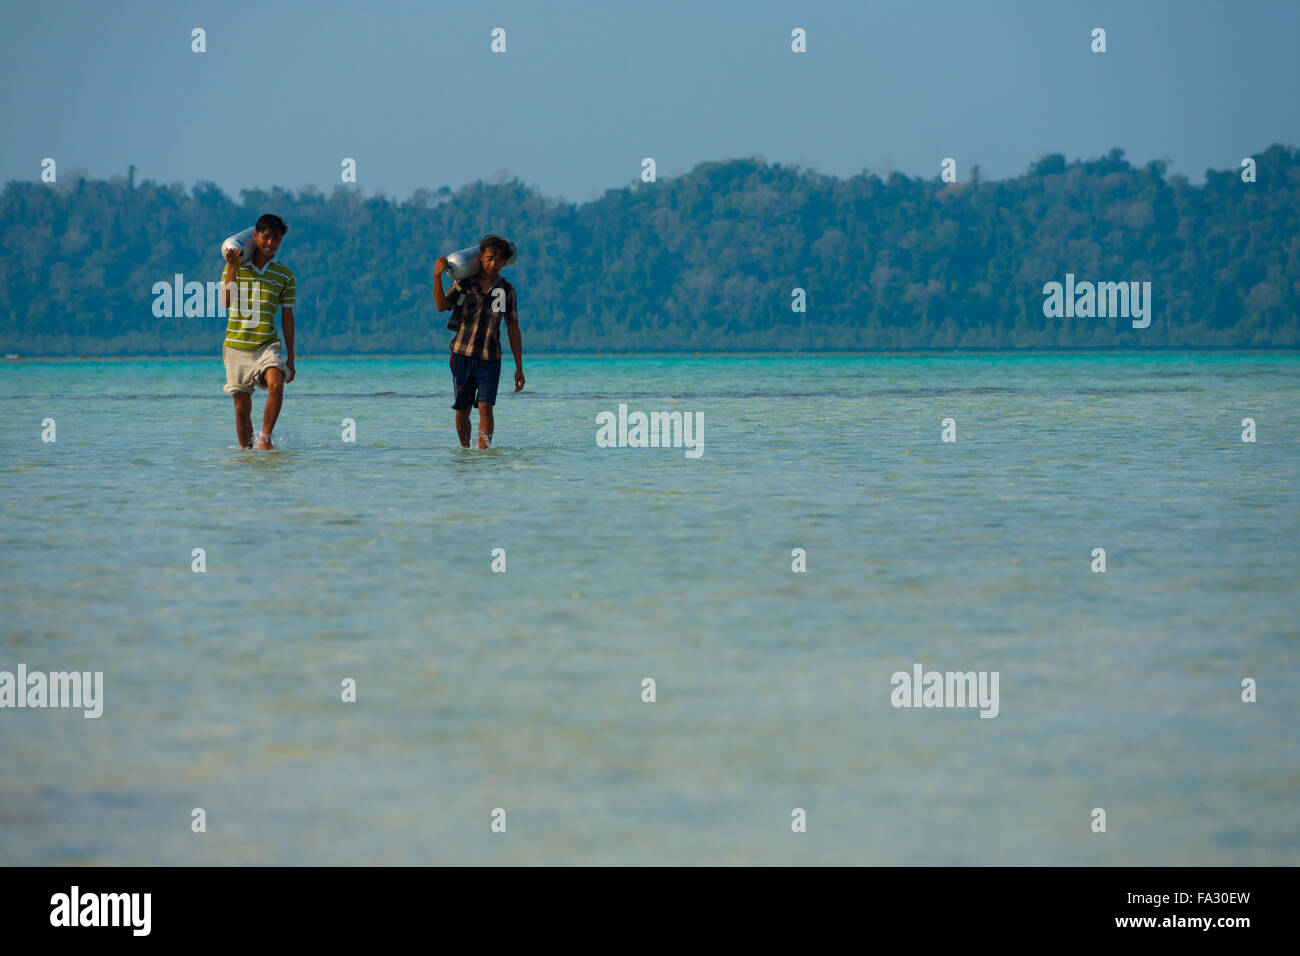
[220,227,257,263]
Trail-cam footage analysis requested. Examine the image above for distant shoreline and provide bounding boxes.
[4,347,1300,361]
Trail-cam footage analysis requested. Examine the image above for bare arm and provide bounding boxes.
[222,248,240,308]
[282,307,296,382]
[433,257,457,312]
[508,322,524,391]
[506,287,524,391]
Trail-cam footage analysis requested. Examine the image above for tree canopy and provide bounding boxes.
[2,145,1297,354]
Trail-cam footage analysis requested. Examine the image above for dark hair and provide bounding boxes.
[479,234,512,261]
[255,213,288,238]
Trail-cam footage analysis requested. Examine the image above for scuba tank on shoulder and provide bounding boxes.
[444,236,515,331]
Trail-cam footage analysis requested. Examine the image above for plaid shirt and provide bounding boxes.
[448,275,518,361]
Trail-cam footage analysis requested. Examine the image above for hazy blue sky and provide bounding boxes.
[4,0,1297,203]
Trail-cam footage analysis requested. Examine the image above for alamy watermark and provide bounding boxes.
[596,403,704,459]
[890,663,999,718]
[1042,273,1151,329]
[50,886,150,936]
[151,275,262,318]
[0,664,103,718]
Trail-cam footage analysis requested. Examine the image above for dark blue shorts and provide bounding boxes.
[449,353,502,409]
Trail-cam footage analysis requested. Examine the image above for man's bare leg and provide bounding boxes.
[477,401,494,449]
[233,392,254,449]
[258,367,285,449]
[455,407,472,448]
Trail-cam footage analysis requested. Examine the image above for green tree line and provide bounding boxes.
[1,145,1296,354]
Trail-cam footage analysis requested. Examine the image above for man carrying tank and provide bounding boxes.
[220,214,296,449]
[433,234,524,448]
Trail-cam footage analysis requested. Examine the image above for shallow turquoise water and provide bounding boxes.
[1,352,1297,864]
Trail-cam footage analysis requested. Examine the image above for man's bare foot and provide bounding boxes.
[257,432,273,450]
[477,434,492,449]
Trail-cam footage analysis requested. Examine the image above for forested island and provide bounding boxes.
[2,145,1296,354]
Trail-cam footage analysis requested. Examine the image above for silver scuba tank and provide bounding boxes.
[443,239,516,280]
[221,226,257,263]
[444,238,516,331]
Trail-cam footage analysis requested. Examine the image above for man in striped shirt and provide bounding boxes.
[434,235,524,448]
[220,214,296,449]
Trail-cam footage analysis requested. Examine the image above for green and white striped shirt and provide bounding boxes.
[221,257,296,350]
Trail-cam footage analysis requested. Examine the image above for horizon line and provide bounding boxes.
[13,144,1297,208]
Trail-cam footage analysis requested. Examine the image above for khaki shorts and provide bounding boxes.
[222,340,288,395]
